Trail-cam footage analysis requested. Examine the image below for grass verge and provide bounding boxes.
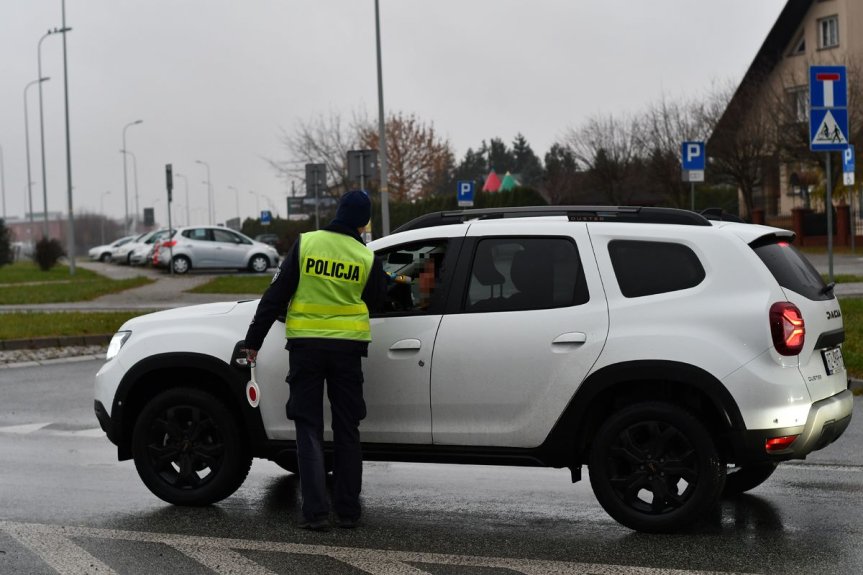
[187,276,269,295]
[0,262,153,304]
[839,298,863,379]
[0,311,150,340]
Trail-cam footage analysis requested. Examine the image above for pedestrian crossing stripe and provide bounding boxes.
[0,520,748,575]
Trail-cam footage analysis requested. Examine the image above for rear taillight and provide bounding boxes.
[765,434,798,452]
[769,302,805,356]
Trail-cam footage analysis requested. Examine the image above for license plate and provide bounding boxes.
[822,346,845,376]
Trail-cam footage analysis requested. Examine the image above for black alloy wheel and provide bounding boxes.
[723,462,778,496]
[132,388,251,505]
[589,402,725,533]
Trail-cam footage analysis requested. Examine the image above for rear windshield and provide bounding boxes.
[751,239,830,301]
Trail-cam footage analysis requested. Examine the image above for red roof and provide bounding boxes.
[482,170,501,192]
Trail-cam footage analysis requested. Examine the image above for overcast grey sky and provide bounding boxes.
[0,0,786,227]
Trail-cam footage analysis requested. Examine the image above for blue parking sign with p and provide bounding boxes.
[681,142,705,171]
[457,180,474,207]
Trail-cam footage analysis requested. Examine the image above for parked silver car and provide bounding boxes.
[129,229,172,266]
[153,226,279,274]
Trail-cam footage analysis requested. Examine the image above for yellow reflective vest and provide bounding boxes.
[285,230,374,342]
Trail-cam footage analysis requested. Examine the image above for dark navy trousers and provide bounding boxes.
[286,348,366,521]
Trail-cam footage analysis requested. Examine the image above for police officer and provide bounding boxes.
[243,190,386,531]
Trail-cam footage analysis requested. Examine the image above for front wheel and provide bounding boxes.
[723,462,778,496]
[132,388,252,505]
[100,252,112,263]
[248,254,270,273]
[588,402,725,533]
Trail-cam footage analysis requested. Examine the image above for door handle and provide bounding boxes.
[389,339,421,351]
[552,332,587,345]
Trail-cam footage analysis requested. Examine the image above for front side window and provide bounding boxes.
[465,237,588,313]
[378,240,448,314]
[213,229,240,244]
[818,15,839,48]
[609,240,705,298]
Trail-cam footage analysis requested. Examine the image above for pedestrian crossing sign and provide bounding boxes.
[810,108,849,150]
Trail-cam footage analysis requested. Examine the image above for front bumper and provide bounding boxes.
[732,390,854,463]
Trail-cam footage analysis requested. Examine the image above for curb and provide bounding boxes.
[0,334,113,351]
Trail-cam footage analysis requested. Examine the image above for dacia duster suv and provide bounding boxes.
[94,206,853,532]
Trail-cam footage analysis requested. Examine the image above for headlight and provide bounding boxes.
[106,331,131,360]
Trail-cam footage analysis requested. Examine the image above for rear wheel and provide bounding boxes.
[248,254,270,273]
[723,462,778,496]
[588,401,725,533]
[132,388,251,505]
[172,255,191,274]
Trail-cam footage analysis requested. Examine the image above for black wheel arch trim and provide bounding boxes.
[110,351,268,460]
[537,360,746,466]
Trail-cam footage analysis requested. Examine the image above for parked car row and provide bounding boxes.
[88,226,280,274]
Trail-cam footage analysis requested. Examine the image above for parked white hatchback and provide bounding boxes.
[153,226,279,274]
[88,235,135,262]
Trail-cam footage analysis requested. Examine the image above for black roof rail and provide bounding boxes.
[394,205,711,233]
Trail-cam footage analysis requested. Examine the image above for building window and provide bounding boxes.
[788,87,808,122]
[818,15,839,49]
[789,31,805,55]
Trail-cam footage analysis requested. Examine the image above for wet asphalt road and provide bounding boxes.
[1,359,862,575]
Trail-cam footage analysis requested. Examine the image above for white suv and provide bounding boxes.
[94,206,853,532]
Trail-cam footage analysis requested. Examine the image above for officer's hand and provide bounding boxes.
[246,348,258,366]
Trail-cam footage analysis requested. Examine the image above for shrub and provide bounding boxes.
[0,219,11,267]
[33,237,65,271]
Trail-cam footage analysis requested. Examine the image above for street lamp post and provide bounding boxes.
[249,190,260,219]
[24,77,49,244]
[37,26,70,238]
[195,160,212,225]
[121,119,143,234]
[228,185,240,223]
[175,172,190,225]
[100,190,110,244]
[375,0,390,236]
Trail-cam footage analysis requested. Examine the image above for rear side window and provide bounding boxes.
[609,240,705,298]
[465,237,588,312]
[752,240,830,301]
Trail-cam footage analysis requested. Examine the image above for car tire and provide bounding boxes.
[172,255,191,275]
[588,401,725,533]
[132,388,252,506]
[722,462,778,496]
[100,252,112,263]
[248,254,270,273]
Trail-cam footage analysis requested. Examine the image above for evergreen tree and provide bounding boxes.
[512,133,544,185]
[0,219,11,266]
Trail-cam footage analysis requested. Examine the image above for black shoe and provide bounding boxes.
[298,516,331,531]
[335,516,360,529]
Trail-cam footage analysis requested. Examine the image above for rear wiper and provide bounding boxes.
[820,282,836,295]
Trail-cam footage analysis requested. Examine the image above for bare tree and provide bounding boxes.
[565,114,643,204]
[359,112,454,202]
[269,111,366,199]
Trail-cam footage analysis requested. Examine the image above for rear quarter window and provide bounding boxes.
[751,239,830,301]
[608,240,705,298]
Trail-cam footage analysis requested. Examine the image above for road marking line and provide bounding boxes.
[0,521,748,575]
[0,422,52,434]
[1,522,117,575]
[169,543,279,575]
